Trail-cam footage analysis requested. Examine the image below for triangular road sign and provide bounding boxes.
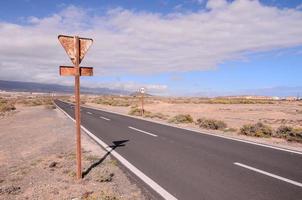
[58,35,93,65]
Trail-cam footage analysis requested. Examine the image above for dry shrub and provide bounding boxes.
[168,114,193,124]
[0,98,16,113]
[128,107,144,116]
[94,97,130,107]
[196,118,227,130]
[275,125,302,143]
[144,112,169,120]
[240,122,273,137]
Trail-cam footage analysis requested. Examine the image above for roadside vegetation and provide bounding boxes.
[93,97,131,107]
[275,125,302,143]
[0,97,16,114]
[240,122,273,137]
[168,114,194,124]
[239,122,302,143]
[196,118,227,130]
[128,106,169,120]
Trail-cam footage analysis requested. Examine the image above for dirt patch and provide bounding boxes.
[0,106,146,200]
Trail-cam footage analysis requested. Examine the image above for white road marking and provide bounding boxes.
[54,102,177,200]
[100,116,111,121]
[128,126,158,137]
[86,112,92,115]
[234,162,302,188]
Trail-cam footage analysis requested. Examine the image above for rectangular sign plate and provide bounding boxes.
[60,66,93,76]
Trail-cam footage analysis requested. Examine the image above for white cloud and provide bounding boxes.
[82,81,168,94]
[206,0,228,9]
[0,1,302,87]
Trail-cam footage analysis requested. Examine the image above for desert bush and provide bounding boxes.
[275,125,302,143]
[196,118,227,130]
[0,98,16,113]
[94,98,130,107]
[128,106,169,119]
[128,107,144,116]
[240,122,273,137]
[144,112,169,120]
[168,114,193,124]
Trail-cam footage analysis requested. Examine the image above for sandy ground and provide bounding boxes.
[85,102,302,152]
[0,105,147,200]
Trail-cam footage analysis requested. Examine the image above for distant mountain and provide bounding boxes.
[129,91,152,97]
[0,80,129,95]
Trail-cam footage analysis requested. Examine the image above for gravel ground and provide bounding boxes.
[0,105,147,200]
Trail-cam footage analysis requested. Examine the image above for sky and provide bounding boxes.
[0,0,302,96]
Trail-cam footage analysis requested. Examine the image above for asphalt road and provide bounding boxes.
[55,100,302,200]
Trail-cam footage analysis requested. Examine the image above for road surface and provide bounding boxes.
[55,100,302,200]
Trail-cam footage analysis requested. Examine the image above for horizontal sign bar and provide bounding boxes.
[60,66,93,76]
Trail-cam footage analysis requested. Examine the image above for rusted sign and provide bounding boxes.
[60,66,93,76]
[58,35,93,65]
[58,35,94,180]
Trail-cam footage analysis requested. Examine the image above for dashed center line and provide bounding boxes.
[234,162,302,188]
[86,112,92,115]
[100,116,111,121]
[128,126,158,137]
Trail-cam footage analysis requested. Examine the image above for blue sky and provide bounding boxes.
[1,0,302,96]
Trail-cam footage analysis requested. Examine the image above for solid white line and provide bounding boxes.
[59,100,302,155]
[86,112,92,115]
[234,162,302,188]
[54,102,177,200]
[100,116,111,121]
[128,126,158,137]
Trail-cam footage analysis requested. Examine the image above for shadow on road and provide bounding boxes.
[82,139,129,178]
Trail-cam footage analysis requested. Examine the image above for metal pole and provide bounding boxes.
[74,36,82,179]
[141,93,144,116]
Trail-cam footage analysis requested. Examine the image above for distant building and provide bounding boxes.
[285,96,297,101]
[222,95,276,100]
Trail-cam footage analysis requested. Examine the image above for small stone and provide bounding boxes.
[49,161,58,168]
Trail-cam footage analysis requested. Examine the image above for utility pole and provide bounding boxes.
[58,35,93,179]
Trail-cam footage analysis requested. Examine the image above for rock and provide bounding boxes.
[49,161,58,168]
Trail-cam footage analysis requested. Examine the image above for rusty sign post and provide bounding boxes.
[139,87,145,116]
[58,35,93,179]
